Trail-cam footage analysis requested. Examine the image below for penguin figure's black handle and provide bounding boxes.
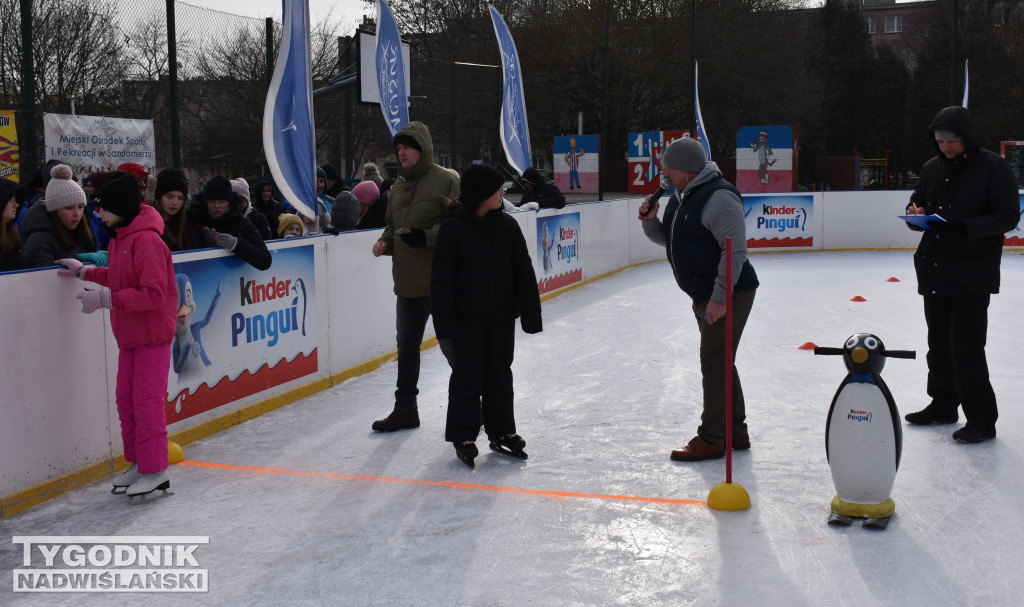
[813,347,844,356]
[883,350,916,359]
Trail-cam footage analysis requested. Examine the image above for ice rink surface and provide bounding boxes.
[4,250,1024,606]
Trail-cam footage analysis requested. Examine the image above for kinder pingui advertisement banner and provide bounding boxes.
[43,113,155,176]
[167,245,318,423]
[627,129,689,194]
[745,194,813,248]
[0,110,19,180]
[536,212,582,293]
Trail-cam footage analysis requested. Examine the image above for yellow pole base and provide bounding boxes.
[707,481,751,511]
[168,440,185,464]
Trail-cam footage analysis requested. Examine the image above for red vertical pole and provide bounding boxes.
[724,237,733,484]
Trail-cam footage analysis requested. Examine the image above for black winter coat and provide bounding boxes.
[909,106,1020,296]
[518,173,566,209]
[431,206,542,340]
[21,202,96,268]
[191,197,272,271]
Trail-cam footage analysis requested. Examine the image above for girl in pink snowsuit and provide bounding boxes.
[57,170,177,498]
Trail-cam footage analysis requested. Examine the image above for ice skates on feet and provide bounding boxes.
[454,441,478,469]
[489,434,528,459]
[126,471,171,503]
[371,408,420,432]
[111,462,141,495]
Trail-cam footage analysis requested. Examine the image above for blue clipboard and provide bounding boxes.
[899,214,945,229]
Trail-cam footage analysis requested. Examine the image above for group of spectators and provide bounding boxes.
[0,160,391,273]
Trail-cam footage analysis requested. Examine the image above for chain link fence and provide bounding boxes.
[3,0,1024,193]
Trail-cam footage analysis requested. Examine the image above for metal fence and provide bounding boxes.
[4,0,1024,192]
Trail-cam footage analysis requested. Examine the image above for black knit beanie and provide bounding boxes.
[393,134,422,152]
[95,171,142,222]
[155,167,189,200]
[459,164,505,210]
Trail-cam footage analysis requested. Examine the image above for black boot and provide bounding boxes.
[905,402,958,425]
[371,408,420,432]
[952,425,996,443]
[488,434,528,459]
[454,441,478,468]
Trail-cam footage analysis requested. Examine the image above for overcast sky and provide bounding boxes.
[184,0,374,29]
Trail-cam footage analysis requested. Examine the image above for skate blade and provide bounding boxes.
[111,486,128,495]
[456,454,475,469]
[126,481,172,504]
[489,443,528,460]
[862,517,891,530]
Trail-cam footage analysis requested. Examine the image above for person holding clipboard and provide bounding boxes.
[901,105,1019,444]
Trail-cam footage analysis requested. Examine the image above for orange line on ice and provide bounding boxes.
[180,460,706,506]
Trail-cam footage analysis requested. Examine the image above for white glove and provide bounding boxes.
[76,289,112,314]
[56,258,88,280]
[522,202,540,212]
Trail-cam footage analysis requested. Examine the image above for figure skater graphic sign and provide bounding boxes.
[166,245,318,423]
[536,212,582,294]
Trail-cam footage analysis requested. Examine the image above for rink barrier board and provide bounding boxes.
[3,191,1021,517]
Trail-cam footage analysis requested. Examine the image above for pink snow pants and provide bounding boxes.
[116,345,171,474]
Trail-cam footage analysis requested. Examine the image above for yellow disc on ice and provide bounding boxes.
[168,440,185,464]
[707,481,751,511]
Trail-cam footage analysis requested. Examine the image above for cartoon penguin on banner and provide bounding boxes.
[172,273,221,383]
[814,334,915,529]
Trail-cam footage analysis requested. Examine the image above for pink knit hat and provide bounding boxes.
[352,181,380,205]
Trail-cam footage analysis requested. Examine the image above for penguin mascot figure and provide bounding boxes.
[814,334,915,529]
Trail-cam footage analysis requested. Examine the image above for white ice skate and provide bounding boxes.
[126,470,171,503]
[111,462,141,495]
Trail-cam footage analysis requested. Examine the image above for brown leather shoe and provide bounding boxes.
[732,433,751,450]
[671,436,726,461]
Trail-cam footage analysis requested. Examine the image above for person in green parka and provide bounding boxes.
[371,122,460,432]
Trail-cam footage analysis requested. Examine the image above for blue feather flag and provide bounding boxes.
[694,61,712,161]
[262,0,316,218]
[375,0,409,138]
[489,5,532,175]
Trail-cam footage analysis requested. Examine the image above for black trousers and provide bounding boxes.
[445,320,517,443]
[394,296,454,410]
[923,294,998,431]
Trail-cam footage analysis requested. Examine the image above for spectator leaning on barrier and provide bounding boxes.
[331,184,365,233]
[232,178,272,241]
[518,167,566,210]
[16,159,67,236]
[277,213,304,239]
[353,180,383,229]
[21,164,96,268]
[0,177,23,271]
[254,179,284,237]
[153,168,203,252]
[116,163,150,204]
[370,121,460,433]
[191,175,272,271]
[321,162,346,198]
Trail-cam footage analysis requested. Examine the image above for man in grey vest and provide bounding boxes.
[638,137,759,461]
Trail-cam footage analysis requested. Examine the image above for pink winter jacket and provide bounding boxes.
[84,205,177,348]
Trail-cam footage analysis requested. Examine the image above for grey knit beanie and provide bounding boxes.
[44,164,87,211]
[662,137,707,173]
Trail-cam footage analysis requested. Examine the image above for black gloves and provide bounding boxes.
[927,219,966,239]
[399,227,427,248]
